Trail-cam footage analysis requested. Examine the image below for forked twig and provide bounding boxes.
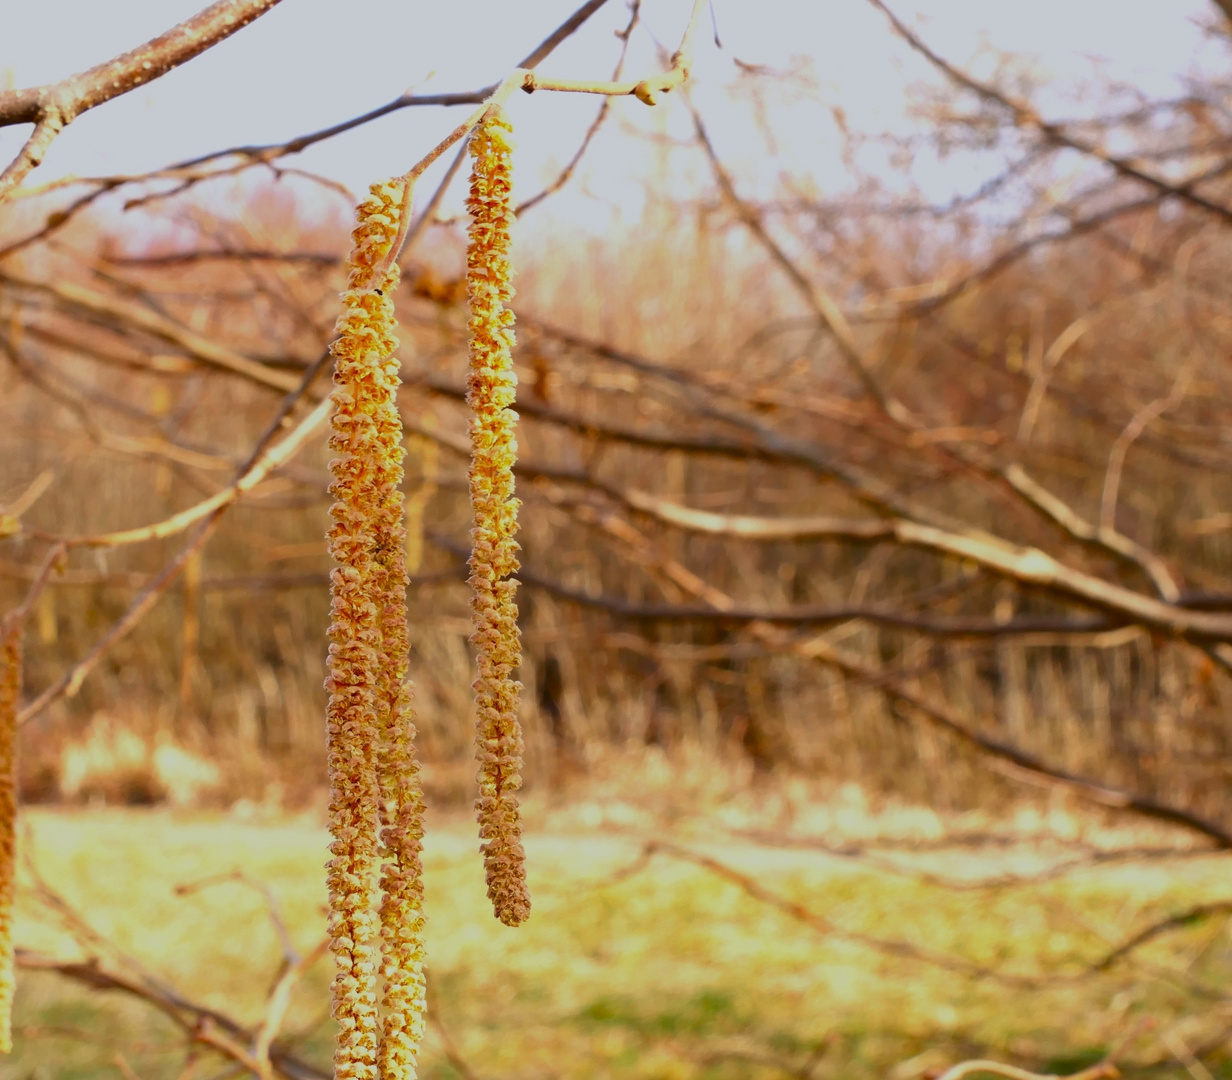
[1100,365,1194,537]
[19,837,329,1079]
[174,871,301,965]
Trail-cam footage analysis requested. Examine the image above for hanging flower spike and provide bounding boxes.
[326,177,426,1080]
[367,217,428,1080]
[465,106,531,929]
[0,630,19,1055]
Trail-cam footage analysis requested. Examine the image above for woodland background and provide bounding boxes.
[6,1,1232,1077]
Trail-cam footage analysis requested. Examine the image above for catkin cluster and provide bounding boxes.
[325,179,427,1080]
[322,103,531,1080]
[0,630,18,1055]
[465,107,531,928]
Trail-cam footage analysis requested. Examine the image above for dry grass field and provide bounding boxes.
[8,767,1232,1080]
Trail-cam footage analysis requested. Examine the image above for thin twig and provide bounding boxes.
[1100,365,1194,536]
[174,872,301,965]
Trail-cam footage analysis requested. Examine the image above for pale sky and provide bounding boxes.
[0,0,1223,239]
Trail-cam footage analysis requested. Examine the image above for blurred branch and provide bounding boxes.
[17,348,332,725]
[640,840,1040,986]
[252,938,330,1079]
[933,1060,1117,1080]
[406,375,1232,643]
[174,872,300,965]
[794,636,1232,847]
[16,948,326,1080]
[1092,900,1232,972]
[639,841,1232,991]
[513,495,1232,845]
[412,371,963,528]
[581,485,1232,642]
[425,977,484,1080]
[0,545,65,640]
[867,0,1232,225]
[0,0,285,201]
[103,250,338,268]
[30,391,330,549]
[732,829,1217,891]
[0,470,54,523]
[19,835,327,1078]
[687,101,902,417]
[1100,366,1193,537]
[1002,466,1180,602]
[0,271,300,391]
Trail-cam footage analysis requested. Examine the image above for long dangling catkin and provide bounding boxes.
[465,106,531,928]
[326,178,427,1080]
[367,250,428,1080]
[0,629,18,1054]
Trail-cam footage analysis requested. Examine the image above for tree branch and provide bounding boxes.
[867,0,1232,226]
[0,0,285,201]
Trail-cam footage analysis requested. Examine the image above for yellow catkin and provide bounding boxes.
[465,106,531,928]
[326,178,427,1080]
[369,280,427,1080]
[0,629,18,1054]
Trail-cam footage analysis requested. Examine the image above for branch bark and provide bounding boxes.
[0,0,285,201]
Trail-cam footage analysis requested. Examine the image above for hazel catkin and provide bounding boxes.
[325,178,427,1080]
[465,107,531,928]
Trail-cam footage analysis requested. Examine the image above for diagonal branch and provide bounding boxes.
[506,498,1232,846]
[687,101,900,417]
[0,0,285,201]
[0,271,299,391]
[16,350,332,726]
[139,0,623,182]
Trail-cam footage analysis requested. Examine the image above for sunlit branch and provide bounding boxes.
[0,0,285,202]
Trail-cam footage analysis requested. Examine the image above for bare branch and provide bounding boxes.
[128,0,626,187]
[517,1,640,215]
[17,350,331,725]
[32,393,330,549]
[1100,366,1193,536]
[0,545,65,640]
[1003,466,1181,602]
[498,492,1232,845]
[0,271,299,392]
[595,486,1232,641]
[687,102,901,416]
[794,635,1232,847]
[0,0,286,201]
[641,841,1040,986]
[866,0,1232,226]
[0,116,64,201]
[174,872,301,966]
